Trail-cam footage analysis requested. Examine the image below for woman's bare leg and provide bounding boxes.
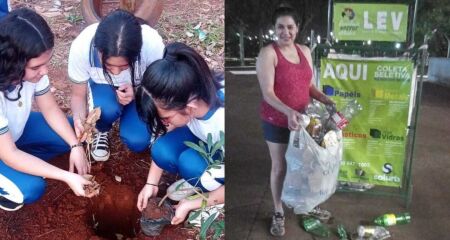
[266,141,288,214]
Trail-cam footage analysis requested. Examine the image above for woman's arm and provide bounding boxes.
[256,46,302,130]
[36,91,89,174]
[171,185,224,225]
[146,161,164,185]
[70,83,88,140]
[309,83,333,105]
[0,132,90,196]
[137,161,164,211]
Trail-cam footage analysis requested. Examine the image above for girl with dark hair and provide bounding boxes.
[0,8,92,211]
[135,42,224,225]
[256,5,334,236]
[69,9,164,162]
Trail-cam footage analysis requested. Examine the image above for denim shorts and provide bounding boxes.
[261,120,290,144]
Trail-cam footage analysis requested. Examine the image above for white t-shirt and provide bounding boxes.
[68,23,164,86]
[187,89,225,145]
[0,76,50,142]
[187,107,224,144]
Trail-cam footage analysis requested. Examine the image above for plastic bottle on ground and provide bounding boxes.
[374,212,411,226]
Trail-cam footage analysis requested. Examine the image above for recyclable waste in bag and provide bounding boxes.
[282,100,362,214]
[281,126,343,214]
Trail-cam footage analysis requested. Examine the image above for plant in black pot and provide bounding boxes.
[140,132,225,239]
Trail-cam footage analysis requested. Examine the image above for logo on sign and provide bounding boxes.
[370,128,404,142]
[322,85,361,99]
[342,8,355,20]
[382,163,393,174]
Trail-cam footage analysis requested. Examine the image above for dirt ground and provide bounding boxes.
[0,0,224,239]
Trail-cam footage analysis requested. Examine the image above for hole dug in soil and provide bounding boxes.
[89,181,140,238]
[140,197,175,237]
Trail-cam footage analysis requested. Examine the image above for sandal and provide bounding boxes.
[270,212,285,237]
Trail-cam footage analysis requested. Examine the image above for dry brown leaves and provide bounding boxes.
[83,174,101,197]
[78,107,102,143]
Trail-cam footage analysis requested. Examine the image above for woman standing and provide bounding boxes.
[69,9,164,162]
[0,8,92,211]
[256,6,334,236]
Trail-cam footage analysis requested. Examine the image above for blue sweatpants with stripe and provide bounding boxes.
[0,112,71,204]
[151,126,224,192]
[89,80,150,152]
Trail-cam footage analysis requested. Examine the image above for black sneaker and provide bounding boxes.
[0,195,23,211]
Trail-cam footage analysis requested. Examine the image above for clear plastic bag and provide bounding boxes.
[281,127,343,214]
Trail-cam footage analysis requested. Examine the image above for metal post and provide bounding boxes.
[411,0,419,45]
[327,0,332,43]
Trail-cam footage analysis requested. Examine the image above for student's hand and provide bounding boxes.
[286,109,302,131]
[116,84,134,105]
[171,199,195,225]
[74,118,86,142]
[137,184,159,211]
[69,145,90,175]
[64,172,93,197]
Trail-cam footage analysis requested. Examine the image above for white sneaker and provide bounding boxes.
[0,174,24,211]
[0,195,23,211]
[90,131,110,161]
[167,179,196,201]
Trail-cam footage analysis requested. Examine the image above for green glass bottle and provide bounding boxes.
[337,224,348,240]
[374,213,411,226]
[301,217,331,237]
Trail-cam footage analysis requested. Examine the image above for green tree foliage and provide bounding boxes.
[415,0,450,57]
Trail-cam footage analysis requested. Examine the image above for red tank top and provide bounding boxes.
[260,43,312,127]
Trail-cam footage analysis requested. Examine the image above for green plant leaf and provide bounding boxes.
[219,131,225,145]
[174,180,187,191]
[207,156,215,165]
[201,199,208,209]
[184,141,207,155]
[212,220,225,239]
[200,212,218,240]
[199,141,207,152]
[186,193,202,200]
[187,210,202,222]
[207,133,213,152]
[210,141,222,158]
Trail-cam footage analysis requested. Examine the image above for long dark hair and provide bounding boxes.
[0,8,54,101]
[136,42,223,137]
[0,35,26,93]
[272,5,299,26]
[94,9,142,89]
